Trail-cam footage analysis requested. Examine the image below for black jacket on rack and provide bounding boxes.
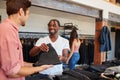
[78,39,94,65]
[21,38,40,63]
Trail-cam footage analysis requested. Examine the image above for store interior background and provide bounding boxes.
[1,0,120,64]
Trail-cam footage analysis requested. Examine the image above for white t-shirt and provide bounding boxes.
[35,35,69,75]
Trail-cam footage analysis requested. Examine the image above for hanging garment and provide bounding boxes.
[99,26,111,52]
[22,38,39,63]
[78,39,94,65]
[33,43,61,66]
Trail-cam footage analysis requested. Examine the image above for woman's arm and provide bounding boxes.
[66,40,75,64]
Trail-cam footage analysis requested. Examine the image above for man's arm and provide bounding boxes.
[30,43,49,57]
[59,49,69,62]
[24,62,33,67]
[29,46,41,57]
[62,49,69,62]
[8,64,53,78]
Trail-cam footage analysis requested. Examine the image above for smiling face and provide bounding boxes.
[48,20,60,36]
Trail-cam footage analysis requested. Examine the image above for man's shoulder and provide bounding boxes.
[41,36,49,39]
[59,36,69,41]
[0,20,9,27]
[37,36,48,42]
[0,20,13,33]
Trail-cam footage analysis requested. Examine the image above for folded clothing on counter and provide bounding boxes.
[33,43,61,66]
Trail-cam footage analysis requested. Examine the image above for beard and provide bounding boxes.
[22,24,25,26]
[21,21,25,26]
[49,30,57,35]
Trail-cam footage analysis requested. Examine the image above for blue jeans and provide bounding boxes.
[62,62,69,69]
[68,52,80,70]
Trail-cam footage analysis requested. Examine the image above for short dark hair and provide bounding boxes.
[6,0,31,16]
[48,19,61,27]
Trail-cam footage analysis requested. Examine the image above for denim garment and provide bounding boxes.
[99,26,111,52]
[68,52,80,70]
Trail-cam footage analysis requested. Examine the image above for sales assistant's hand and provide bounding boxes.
[39,43,49,52]
[58,55,63,61]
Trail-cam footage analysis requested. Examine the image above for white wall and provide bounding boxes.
[107,32,116,60]
[0,6,95,35]
[68,0,120,19]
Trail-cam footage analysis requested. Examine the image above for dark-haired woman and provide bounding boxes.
[66,28,82,70]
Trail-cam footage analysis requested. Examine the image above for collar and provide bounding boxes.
[4,18,19,31]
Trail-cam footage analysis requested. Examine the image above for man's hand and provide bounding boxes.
[58,55,63,61]
[39,64,53,70]
[39,43,49,52]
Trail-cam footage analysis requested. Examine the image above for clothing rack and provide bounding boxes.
[19,31,49,39]
[78,38,94,65]
[79,34,95,40]
[19,32,49,62]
